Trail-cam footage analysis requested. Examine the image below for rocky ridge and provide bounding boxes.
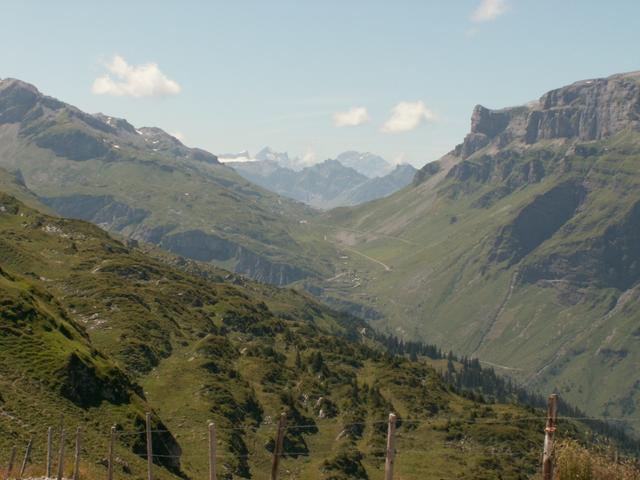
[454,71,640,160]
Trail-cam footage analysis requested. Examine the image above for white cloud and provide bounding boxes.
[170,131,186,143]
[381,101,436,134]
[333,106,370,127]
[301,147,317,166]
[471,0,509,23]
[92,55,181,97]
[392,153,406,165]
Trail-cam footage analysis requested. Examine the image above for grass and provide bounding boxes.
[2,191,629,479]
[297,133,640,431]
[551,440,640,480]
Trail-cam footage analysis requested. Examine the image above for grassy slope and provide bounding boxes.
[298,133,640,425]
[0,81,334,282]
[0,190,609,480]
[0,262,179,480]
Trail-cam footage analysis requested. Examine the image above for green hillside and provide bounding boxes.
[297,72,640,427]
[0,78,334,286]
[2,186,633,479]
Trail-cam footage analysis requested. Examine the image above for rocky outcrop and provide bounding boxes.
[489,181,586,266]
[130,415,183,474]
[34,129,111,161]
[41,194,150,231]
[59,352,133,407]
[160,229,312,285]
[160,229,237,262]
[521,199,640,290]
[442,148,558,207]
[413,160,441,186]
[0,79,40,123]
[455,72,640,159]
[234,245,312,285]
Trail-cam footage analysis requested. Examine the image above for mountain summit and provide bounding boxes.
[335,151,393,178]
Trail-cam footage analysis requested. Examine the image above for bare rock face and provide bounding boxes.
[457,72,640,158]
[0,79,40,123]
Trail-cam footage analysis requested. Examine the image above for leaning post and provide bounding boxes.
[145,413,153,480]
[18,438,32,479]
[208,422,217,480]
[270,412,287,480]
[542,394,558,480]
[384,413,397,480]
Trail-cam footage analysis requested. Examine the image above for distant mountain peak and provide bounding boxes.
[93,113,138,135]
[335,151,392,178]
[0,77,219,165]
[256,146,291,162]
[0,77,41,94]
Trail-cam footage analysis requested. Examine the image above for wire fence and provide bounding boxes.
[2,394,638,480]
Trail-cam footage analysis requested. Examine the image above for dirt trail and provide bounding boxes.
[313,221,418,246]
[340,245,391,271]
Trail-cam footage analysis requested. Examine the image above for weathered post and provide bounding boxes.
[208,422,217,480]
[270,412,287,480]
[46,426,53,478]
[56,429,65,480]
[4,446,16,480]
[18,438,32,479]
[107,426,116,480]
[384,413,397,480]
[72,427,81,480]
[145,413,153,480]
[542,394,558,480]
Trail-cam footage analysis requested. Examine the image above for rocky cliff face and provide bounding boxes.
[159,229,312,284]
[454,72,640,159]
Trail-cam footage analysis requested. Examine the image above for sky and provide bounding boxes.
[2,0,639,168]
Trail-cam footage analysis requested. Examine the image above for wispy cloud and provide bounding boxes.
[381,101,436,134]
[333,106,370,127]
[471,0,509,23]
[301,146,317,166]
[170,131,186,143]
[92,55,181,97]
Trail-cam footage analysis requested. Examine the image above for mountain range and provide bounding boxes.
[2,71,640,443]
[302,71,640,427]
[3,171,615,480]
[220,148,415,210]
[0,77,336,286]
[226,154,416,209]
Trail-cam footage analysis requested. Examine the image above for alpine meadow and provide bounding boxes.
[1,2,640,479]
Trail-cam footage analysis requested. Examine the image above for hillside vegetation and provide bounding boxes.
[0,78,334,285]
[298,72,640,427]
[2,188,636,479]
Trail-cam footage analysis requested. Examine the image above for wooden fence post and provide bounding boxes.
[208,423,216,480]
[3,446,16,480]
[72,427,81,480]
[384,413,397,480]
[270,412,287,480]
[56,429,65,480]
[107,426,115,480]
[146,413,153,480]
[18,439,32,479]
[542,394,558,480]
[46,426,53,478]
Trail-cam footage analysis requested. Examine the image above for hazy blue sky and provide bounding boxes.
[2,1,639,167]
